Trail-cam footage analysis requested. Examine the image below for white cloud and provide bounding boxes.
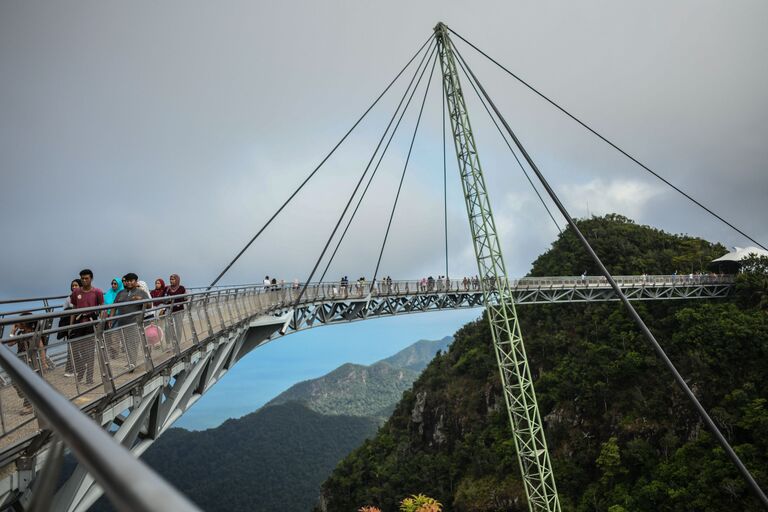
[559,179,665,219]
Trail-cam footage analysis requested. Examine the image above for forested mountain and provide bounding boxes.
[118,402,377,512]
[318,215,768,512]
[88,337,452,512]
[267,337,453,418]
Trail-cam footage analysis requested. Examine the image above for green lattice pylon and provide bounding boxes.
[434,23,561,512]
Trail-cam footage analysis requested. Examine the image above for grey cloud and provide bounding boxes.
[1,1,767,299]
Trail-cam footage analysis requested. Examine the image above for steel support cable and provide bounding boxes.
[0,346,201,512]
[442,66,449,278]
[294,43,438,305]
[447,27,767,252]
[318,43,438,284]
[452,43,768,509]
[207,33,435,289]
[453,49,563,235]
[371,53,439,289]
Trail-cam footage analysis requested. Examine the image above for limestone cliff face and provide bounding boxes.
[318,318,526,511]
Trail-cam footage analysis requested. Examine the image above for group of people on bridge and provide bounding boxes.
[6,269,189,412]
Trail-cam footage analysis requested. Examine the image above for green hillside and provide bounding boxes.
[318,215,768,511]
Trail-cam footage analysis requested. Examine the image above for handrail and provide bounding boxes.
[0,295,68,306]
[0,275,735,329]
[0,345,200,512]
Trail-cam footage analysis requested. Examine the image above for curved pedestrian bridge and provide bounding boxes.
[0,274,733,510]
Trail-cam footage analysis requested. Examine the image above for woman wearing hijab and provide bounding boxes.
[101,277,125,358]
[137,280,151,297]
[151,278,167,308]
[135,280,152,319]
[104,277,124,308]
[60,279,82,377]
[165,274,187,312]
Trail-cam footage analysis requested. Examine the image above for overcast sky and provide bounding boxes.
[2,1,767,429]
[2,1,767,298]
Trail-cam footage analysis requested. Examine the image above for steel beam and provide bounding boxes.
[435,22,560,511]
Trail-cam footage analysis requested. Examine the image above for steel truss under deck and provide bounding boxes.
[435,23,560,511]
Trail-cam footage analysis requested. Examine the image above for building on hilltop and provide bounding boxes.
[710,246,768,273]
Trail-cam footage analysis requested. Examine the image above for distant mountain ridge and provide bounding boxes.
[89,335,454,512]
[267,336,453,418]
[379,336,454,371]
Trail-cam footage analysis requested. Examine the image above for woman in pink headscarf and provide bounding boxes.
[165,274,187,312]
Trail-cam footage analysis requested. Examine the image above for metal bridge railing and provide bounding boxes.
[0,342,201,511]
[0,275,734,453]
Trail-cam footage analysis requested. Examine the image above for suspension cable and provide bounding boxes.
[294,43,438,305]
[452,41,768,509]
[207,33,435,288]
[442,65,449,278]
[371,53,439,288]
[453,47,563,235]
[318,42,437,283]
[448,26,766,251]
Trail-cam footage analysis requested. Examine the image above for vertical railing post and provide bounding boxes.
[231,289,244,322]
[214,292,227,329]
[202,295,215,338]
[168,313,182,356]
[0,385,6,435]
[226,290,238,322]
[186,301,200,346]
[136,311,154,373]
[258,288,266,311]
[94,319,115,395]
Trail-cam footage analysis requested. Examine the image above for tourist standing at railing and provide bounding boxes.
[138,280,152,301]
[339,276,348,297]
[69,269,105,326]
[58,278,82,376]
[111,273,150,369]
[357,277,366,297]
[165,274,187,312]
[110,274,150,328]
[151,278,167,307]
[8,313,37,415]
[103,277,124,315]
[67,269,104,384]
[101,277,124,359]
